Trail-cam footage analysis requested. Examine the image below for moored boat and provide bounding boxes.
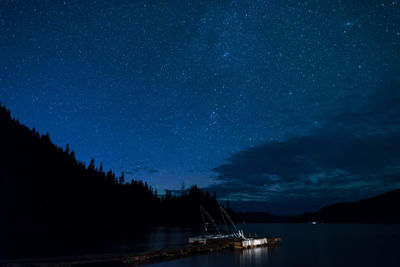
[188,205,246,244]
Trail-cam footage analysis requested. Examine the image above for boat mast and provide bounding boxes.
[200,205,221,234]
[200,206,208,232]
[220,206,238,233]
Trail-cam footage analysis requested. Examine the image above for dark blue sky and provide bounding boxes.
[1,0,399,214]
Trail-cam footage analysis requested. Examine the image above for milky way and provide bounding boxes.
[1,0,399,214]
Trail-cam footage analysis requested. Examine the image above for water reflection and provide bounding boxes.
[239,247,269,266]
[143,224,400,267]
[3,224,400,266]
[146,226,197,251]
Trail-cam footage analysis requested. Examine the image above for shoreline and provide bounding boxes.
[1,237,281,266]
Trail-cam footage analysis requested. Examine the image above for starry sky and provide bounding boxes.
[1,0,400,215]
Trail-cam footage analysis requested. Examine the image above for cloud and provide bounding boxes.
[209,81,400,214]
[213,133,400,183]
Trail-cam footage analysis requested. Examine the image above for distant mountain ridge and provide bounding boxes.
[236,212,295,223]
[238,189,400,223]
[300,188,400,223]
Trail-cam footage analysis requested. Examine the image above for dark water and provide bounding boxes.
[144,223,400,267]
[2,224,400,266]
[0,225,201,260]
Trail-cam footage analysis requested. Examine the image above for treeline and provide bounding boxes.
[0,104,231,227]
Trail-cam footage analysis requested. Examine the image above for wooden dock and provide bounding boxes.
[1,237,281,266]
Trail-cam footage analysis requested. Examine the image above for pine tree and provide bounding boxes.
[88,158,95,171]
[65,144,70,154]
[119,171,125,184]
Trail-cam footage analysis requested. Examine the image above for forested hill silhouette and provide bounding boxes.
[237,189,400,223]
[299,188,400,223]
[0,104,229,227]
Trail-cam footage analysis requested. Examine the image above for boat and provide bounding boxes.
[188,205,246,244]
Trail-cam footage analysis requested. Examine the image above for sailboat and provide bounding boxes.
[188,205,246,244]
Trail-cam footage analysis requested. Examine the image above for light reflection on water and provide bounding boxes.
[144,246,274,267]
[239,246,269,266]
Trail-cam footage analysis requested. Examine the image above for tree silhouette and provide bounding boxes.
[0,103,227,229]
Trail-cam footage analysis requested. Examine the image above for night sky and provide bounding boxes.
[1,0,399,215]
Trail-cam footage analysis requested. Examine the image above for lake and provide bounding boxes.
[144,223,400,267]
[1,223,400,266]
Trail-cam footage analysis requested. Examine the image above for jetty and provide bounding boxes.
[1,237,281,267]
[188,205,279,249]
[2,206,281,266]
